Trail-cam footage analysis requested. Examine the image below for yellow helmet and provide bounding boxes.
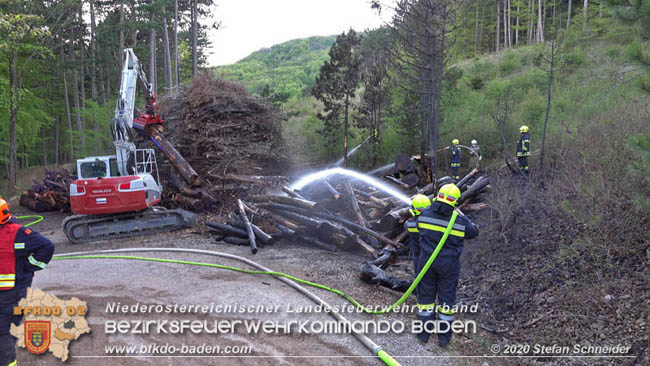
[410,194,431,216]
[437,183,461,207]
[520,125,529,133]
[452,139,459,145]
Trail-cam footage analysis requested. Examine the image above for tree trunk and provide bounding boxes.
[540,37,556,175]
[54,116,59,168]
[567,0,573,29]
[162,16,173,94]
[131,0,138,48]
[528,0,533,43]
[515,4,520,45]
[583,0,588,31]
[69,31,85,155]
[537,0,544,42]
[503,0,508,48]
[192,0,198,77]
[8,50,18,191]
[174,0,180,88]
[118,0,125,51]
[61,46,74,161]
[474,0,480,56]
[496,0,500,51]
[78,6,86,116]
[90,0,98,102]
[344,93,349,168]
[41,126,47,166]
[150,0,157,94]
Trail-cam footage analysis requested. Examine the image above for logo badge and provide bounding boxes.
[25,321,51,354]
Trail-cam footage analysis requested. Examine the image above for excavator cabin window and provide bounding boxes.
[80,161,108,179]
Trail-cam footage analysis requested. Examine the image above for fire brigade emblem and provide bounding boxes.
[25,320,51,354]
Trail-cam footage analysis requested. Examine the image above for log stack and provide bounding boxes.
[19,169,75,212]
[205,168,491,262]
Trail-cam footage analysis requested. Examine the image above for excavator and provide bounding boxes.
[63,49,197,243]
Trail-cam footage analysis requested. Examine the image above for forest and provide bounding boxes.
[0,0,215,191]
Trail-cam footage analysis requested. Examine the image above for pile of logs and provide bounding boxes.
[205,168,490,269]
[19,169,75,212]
[156,73,287,211]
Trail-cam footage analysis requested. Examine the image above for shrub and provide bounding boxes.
[498,52,522,76]
[561,49,586,70]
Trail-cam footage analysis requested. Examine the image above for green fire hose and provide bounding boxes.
[19,211,459,366]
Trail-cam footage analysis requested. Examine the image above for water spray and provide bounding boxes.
[290,167,411,204]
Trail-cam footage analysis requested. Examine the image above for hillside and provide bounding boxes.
[213,35,336,100]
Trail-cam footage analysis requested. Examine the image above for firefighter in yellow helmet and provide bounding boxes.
[517,125,531,175]
[0,198,55,366]
[405,194,431,292]
[450,139,461,180]
[415,184,479,347]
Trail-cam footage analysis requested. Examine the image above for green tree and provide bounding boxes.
[312,29,362,165]
[0,1,51,190]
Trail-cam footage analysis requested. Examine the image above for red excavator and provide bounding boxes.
[63,49,196,243]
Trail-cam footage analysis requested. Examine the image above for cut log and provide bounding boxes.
[281,186,308,200]
[259,203,400,248]
[460,176,490,202]
[360,263,411,292]
[343,180,369,228]
[211,174,288,186]
[205,221,248,237]
[229,220,274,244]
[249,195,318,209]
[384,175,411,189]
[223,236,249,246]
[377,207,412,231]
[353,189,390,208]
[322,179,341,200]
[145,124,200,186]
[456,168,480,191]
[237,199,258,254]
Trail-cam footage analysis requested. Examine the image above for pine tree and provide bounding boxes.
[312,30,362,166]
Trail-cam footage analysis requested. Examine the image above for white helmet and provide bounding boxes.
[471,139,477,145]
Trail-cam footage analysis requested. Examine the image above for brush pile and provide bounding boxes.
[155,73,287,211]
[19,169,75,212]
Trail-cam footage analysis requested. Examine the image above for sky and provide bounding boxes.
[206,0,393,66]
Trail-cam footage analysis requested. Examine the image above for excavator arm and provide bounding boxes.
[111,48,198,186]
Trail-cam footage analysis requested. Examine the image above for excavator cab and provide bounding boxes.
[70,149,162,215]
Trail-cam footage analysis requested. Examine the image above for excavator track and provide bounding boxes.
[63,207,196,244]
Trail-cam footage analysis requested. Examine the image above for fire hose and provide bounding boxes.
[18,211,459,366]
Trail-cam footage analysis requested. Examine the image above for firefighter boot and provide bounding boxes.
[416,312,435,344]
[437,320,453,348]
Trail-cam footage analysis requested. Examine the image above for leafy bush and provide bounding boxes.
[469,76,484,90]
[511,68,547,91]
[561,49,587,69]
[518,87,546,125]
[498,52,522,76]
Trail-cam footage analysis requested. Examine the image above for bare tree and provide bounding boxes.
[567,0,573,29]
[192,0,198,77]
[496,0,501,51]
[174,0,179,88]
[583,0,588,31]
[537,29,562,176]
[162,16,173,94]
[537,0,544,42]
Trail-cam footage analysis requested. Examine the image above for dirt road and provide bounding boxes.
[13,209,468,366]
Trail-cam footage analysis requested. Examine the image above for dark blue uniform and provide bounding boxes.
[450,146,461,180]
[0,221,54,366]
[517,132,531,174]
[415,201,478,345]
[404,218,421,285]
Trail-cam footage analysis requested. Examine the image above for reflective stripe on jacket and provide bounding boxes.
[0,223,21,290]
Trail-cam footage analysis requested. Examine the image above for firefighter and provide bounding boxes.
[415,184,479,347]
[450,139,461,180]
[405,194,432,283]
[517,125,531,174]
[470,139,481,168]
[0,198,55,366]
